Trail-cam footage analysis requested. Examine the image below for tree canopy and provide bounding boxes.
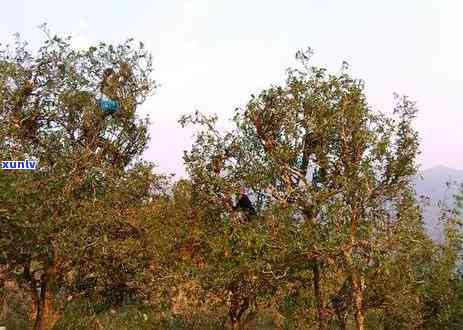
[0,35,462,330]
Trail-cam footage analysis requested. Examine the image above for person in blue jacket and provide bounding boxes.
[98,68,120,115]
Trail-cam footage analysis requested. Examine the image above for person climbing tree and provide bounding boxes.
[98,68,120,115]
[12,77,34,114]
[234,187,257,216]
[8,72,35,127]
[5,72,46,145]
[98,63,136,118]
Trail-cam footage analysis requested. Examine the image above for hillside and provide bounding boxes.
[415,166,463,240]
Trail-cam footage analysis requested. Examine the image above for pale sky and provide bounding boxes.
[1,0,462,176]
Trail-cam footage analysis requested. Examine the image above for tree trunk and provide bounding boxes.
[347,203,365,330]
[229,291,249,330]
[312,261,325,330]
[28,283,39,328]
[228,279,253,330]
[34,285,47,330]
[343,247,365,330]
[351,272,365,330]
[33,281,58,330]
[33,257,60,330]
[332,279,349,330]
[0,279,5,321]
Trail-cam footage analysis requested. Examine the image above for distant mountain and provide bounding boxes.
[414,166,463,240]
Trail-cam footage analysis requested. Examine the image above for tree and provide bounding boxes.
[182,48,425,329]
[0,28,160,330]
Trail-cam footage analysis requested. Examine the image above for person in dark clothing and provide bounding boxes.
[233,188,257,216]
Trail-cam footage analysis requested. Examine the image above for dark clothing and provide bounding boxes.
[234,194,257,216]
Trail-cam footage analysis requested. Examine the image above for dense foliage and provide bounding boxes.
[0,35,462,330]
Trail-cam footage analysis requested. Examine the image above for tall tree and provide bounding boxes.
[183,48,424,329]
[0,29,160,330]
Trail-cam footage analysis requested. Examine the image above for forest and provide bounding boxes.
[1,32,462,330]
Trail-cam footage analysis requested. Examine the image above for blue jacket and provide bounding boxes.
[99,95,119,114]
